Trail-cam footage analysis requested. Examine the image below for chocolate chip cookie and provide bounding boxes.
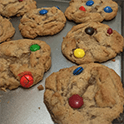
[65,0,118,23]
[0,39,51,91]
[44,63,124,124]
[61,22,123,64]
[19,6,66,39]
[0,0,37,17]
[0,15,15,43]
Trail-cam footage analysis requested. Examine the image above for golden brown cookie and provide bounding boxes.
[61,22,123,64]
[65,0,118,23]
[44,63,124,124]
[0,0,37,17]
[19,6,66,39]
[0,39,51,91]
[0,15,15,43]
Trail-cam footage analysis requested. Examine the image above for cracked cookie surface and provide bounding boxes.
[65,0,118,23]
[44,63,124,124]
[61,21,123,64]
[19,7,66,39]
[0,15,15,43]
[0,39,51,91]
[0,0,37,17]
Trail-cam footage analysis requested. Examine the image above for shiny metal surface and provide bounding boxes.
[0,0,123,124]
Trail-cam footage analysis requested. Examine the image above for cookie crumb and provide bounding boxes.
[112,59,115,62]
[38,107,40,110]
[1,88,7,92]
[7,101,9,104]
[37,85,44,91]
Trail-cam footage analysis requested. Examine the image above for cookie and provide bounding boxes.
[0,39,51,91]
[44,63,124,124]
[19,6,66,39]
[0,15,15,43]
[0,0,37,17]
[65,0,118,23]
[61,22,123,64]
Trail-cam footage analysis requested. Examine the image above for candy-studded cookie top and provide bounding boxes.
[0,39,51,91]
[65,0,118,23]
[61,22,123,64]
[19,7,66,39]
[44,63,124,124]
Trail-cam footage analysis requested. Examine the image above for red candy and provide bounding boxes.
[20,74,33,88]
[69,94,84,108]
[107,28,113,35]
[79,6,86,11]
[19,0,23,2]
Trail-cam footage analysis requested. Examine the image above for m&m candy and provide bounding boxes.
[79,6,86,11]
[104,6,113,13]
[55,6,60,10]
[30,44,40,52]
[107,28,113,35]
[74,48,85,58]
[86,0,94,6]
[73,67,84,75]
[20,74,33,88]
[85,27,95,35]
[69,94,84,108]
[39,9,48,15]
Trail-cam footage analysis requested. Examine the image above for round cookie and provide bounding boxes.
[0,15,15,43]
[61,22,123,64]
[19,6,66,39]
[44,63,124,124]
[0,0,37,17]
[0,39,51,91]
[65,0,118,23]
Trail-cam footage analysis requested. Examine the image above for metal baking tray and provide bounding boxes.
[0,0,123,124]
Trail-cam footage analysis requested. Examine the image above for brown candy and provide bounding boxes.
[85,27,95,35]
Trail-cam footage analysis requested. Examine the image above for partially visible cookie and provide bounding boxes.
[0,0,37,17]
[65,0,118,23]
[62,22,123,64]
[44,63,124,124]
[0,15,15,43]
[19,6,66,39]
[0,39,51,91]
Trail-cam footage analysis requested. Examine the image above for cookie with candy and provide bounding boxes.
[65,0,118,23]
[19,6,66,39]
[0,39,51,91]
[44,63,124,124]
[61,21,123,64]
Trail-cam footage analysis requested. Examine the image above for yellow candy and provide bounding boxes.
[74,48,85,58]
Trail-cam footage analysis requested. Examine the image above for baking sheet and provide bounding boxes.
[0,0,123,124]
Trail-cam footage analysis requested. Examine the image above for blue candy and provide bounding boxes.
[39,9,48,15]
[55,6,60,10]
[73,67,84,75]
[86,0,94,6]
[104,6,113,13]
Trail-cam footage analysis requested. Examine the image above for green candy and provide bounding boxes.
[30,44,40,52]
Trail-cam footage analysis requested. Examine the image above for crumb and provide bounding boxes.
[112,59,115,62]
[0,100,1,103]
[7,101,9,104]
[37,85,44,91]
[1,88,7,92]
[38,107,40,110]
